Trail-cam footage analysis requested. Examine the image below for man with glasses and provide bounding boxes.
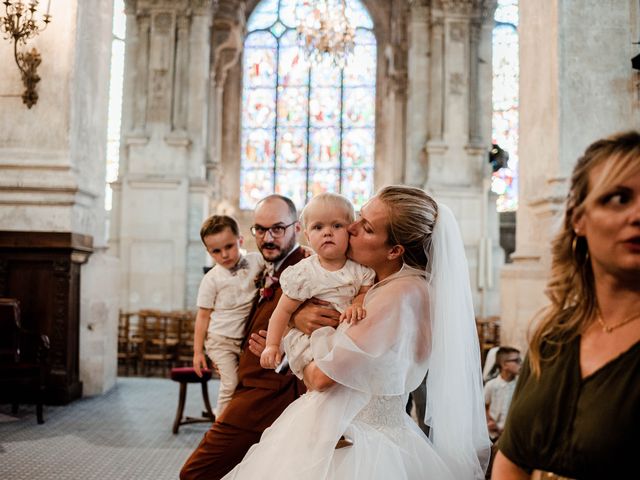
[181,194,341,480]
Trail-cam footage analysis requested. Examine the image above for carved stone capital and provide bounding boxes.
[479,0,498,20]
[441,0,474,15]
[214,0,246,24]
[211,2,246,88]
[128,0,215,14]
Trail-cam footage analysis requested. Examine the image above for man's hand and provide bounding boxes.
[300,245,314,258]
[339,304,366,324]
[193,351,208,377]
[248,329,267,357]
[260,344,281,369]
[292,298,340,335]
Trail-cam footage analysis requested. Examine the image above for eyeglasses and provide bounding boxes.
[250,221,297,238]
[504,358,522,364]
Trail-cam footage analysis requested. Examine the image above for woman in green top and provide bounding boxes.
[492,131,640,480]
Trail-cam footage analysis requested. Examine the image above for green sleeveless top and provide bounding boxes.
[498,336,640,479]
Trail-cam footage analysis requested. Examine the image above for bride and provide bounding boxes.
[223,186,490,479]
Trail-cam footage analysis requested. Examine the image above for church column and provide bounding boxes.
[404,2,430,187]
[111,0,216,311]
[376,2,409,187]
[421,0,501,316]
[0,0,119,399]
[211,2,246,206]
[501,0,639,350]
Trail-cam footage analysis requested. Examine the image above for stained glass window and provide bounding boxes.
[492,0,519,212]
[240,0,376,210]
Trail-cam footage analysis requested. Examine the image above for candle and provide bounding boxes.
[46,0,51,15]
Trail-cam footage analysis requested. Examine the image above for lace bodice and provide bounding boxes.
[354,395,408,430]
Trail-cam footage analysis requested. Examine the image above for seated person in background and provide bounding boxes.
[260,192,375,379]
[192,215,265,418]
[484,346,521,442]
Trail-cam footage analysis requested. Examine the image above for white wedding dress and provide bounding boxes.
[222,268,456,479]
[222,205,490,480]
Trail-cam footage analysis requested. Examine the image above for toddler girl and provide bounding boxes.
[260,192,375,379]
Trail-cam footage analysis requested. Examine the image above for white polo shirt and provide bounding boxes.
[484,374,518,431]
[196,252,265,339]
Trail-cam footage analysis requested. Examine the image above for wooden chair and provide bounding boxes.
[0,298,50,424]
[139,310,180,376]
[117,312,139,375]
[175,310,197,367]
[476,316,501,366]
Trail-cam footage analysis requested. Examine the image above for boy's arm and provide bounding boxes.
[193,307,212,377]
[260,294,303,368]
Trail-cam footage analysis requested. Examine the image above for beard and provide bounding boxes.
[259,233,297,264]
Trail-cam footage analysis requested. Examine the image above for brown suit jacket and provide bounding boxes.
[217,246,307,432]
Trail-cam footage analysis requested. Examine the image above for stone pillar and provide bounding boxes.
[500,0,640,351]
[211,1,246,205]
[110,0,216,311]
[405,2,430,187]
[376,1,409,187]
[417,0,501,316]
[0,0,119,398]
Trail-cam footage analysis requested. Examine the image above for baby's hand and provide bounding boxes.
[260,344,282,369]
[339,304,367,324]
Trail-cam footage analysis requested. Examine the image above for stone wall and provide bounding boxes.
[0,0,119,396]
[500,0,640,351]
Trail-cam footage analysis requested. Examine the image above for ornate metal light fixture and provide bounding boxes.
[1,0,52,108]
[296,0,355,68]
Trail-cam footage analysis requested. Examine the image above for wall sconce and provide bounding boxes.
[1,1,52,109]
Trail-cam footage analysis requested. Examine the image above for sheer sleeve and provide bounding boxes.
[310,272,431,396]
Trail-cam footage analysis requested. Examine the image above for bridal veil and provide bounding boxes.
[426,203,491,479]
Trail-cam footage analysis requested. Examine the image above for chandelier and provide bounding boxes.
[0,0,53,108]
[296,0,355,69]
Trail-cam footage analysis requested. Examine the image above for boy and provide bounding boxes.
[484,346,521,441]
[193,215,264,418]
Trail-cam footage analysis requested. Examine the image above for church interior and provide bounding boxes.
[0,0,638,478]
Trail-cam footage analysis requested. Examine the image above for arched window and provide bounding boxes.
[240,0,376,210]
[491,0,519,212]
[106,0,126,212]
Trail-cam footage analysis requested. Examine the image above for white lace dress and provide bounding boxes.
[221,267,456,480]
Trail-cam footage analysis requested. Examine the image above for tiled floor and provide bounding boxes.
[0,377,219,480]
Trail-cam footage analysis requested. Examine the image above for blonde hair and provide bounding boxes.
[529,130,640,377]
[300,192,355,228]
[376,185,439,269]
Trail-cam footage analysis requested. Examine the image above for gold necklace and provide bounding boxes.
[596,312,640,333]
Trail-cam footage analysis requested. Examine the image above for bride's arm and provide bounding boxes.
[302,361,335,391]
